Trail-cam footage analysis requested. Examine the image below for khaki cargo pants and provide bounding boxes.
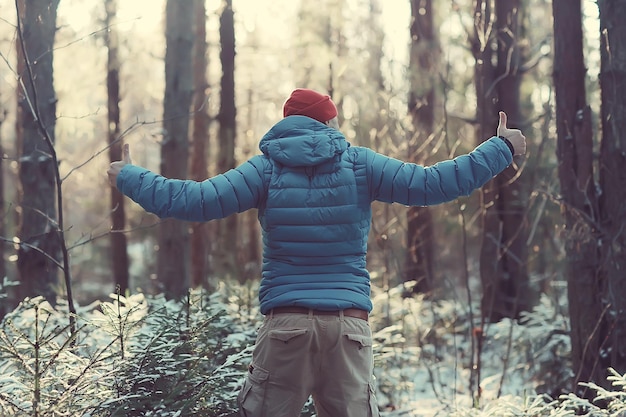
[237,310,380,417]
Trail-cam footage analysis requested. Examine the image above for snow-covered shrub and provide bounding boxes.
[516,294,572,398]
[0,288,260,416]
[551,368,626,416]
[93,291,257,416]
[370,280,572,415]
[432,369,626,417]
[4,278,625,417]
[0,296,115,415]
[370,283,464,411]
[447,394,556,416]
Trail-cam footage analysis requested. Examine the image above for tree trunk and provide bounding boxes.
[190,0,211,290]
[214,0,238,280]
[471,0,502,321]
[105,0,130,295]
[598,0,626,384]
[406,0,436,295]
[15,0,60,304]
[552,0,602,393]
[475,0,532,321]
[494,0,530,316]
[159,0,194,299]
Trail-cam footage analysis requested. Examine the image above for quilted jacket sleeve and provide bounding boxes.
[367,137,513,206]
[117,155,269,221]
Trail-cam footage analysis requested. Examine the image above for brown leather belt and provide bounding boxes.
[269,306,368,321]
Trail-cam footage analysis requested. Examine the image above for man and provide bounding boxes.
[108,88,526,417]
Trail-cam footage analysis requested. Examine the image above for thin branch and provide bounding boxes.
[0,237,63,269]
[67,219,161,251]
[576,302,611,397]
[14,0,76,334]
[61,119,154,181]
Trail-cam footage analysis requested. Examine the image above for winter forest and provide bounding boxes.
[0,0,625,415]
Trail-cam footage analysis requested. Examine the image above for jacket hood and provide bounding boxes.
[259,115,348,167]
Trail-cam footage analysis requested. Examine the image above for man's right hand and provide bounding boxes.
[108,143,132,188]
[497,111,526,156]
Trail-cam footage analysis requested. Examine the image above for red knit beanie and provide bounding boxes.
[283,88,338,123]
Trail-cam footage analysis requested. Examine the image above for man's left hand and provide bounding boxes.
[108,143,132,188]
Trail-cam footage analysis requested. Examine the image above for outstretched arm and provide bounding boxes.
[108,144,267,221]
[368,111,526,206]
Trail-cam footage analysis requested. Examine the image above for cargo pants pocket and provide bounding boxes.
[345,333,372,350]
[268,328,308,343]
[344,332,379,417]
[368,380,380,417]
[237,363,269,417]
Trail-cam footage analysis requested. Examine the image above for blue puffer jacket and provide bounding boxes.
[117,115,513,314]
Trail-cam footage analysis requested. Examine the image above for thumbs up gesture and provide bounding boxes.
[497,111,526,156]
[108,143,133,187]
